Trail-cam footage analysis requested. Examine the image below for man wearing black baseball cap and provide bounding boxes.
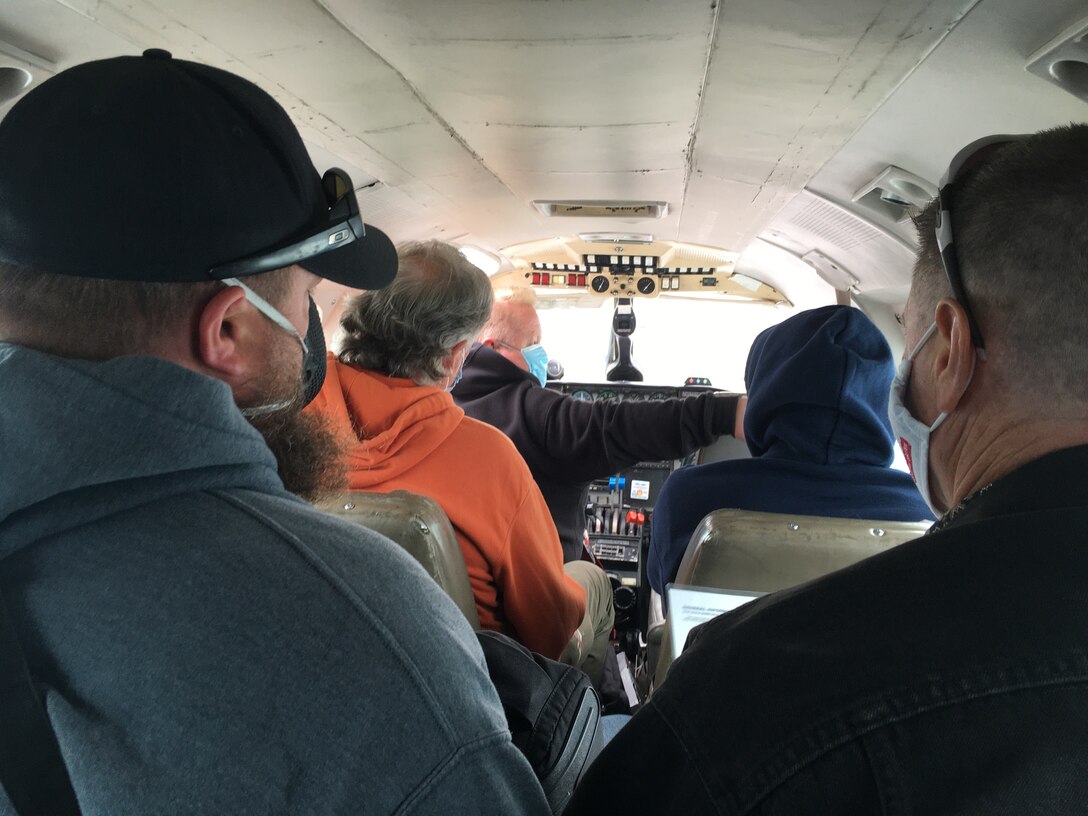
[0,51,548,814]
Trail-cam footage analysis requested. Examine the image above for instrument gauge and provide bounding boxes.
[571,389,593,402]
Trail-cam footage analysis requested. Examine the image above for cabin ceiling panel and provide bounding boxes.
[807,0,1088,226]
[349,37,709,129]
[3,0,980,263]
[324,0,713,41]
[511,169,682,204]
[764,0,1088,298]
[682,0,977,253]
[0,0,140,118]
[321,0,716,241]
[457,123,686,179]
[0,3,122,68]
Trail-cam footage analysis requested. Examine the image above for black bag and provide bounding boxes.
[476,631,603,815]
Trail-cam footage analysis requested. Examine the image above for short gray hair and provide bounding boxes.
[338,240,494,384]
[910,124,1088,401]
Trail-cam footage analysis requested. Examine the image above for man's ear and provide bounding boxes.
[435,339,471,386]
[197,284,255,382]
[447,339,471,367]
[932,297,977,414]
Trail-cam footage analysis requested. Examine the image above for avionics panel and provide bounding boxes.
[551,381,740,638]
[549,381,722,403]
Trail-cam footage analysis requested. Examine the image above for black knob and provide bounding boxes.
[590,274,610,293]
[613,585,637,612]
[636,276,656,295]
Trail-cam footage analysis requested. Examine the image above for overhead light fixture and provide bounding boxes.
[533,200,669,219]
[852,165,937,210]
[578,233,655,244]
[459,245,502,276]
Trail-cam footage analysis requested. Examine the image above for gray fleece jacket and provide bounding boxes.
[0,343,548,815]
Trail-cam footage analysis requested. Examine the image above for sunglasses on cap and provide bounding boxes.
[935,135,1027,354]
[208,167,363,279]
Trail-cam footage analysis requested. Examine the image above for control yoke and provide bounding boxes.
[606,298,644,382]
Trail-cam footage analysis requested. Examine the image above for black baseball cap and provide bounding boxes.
[0,49,397,288]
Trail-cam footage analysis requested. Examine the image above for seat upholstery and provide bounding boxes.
[318,491,480,629]
[651,509,932,687]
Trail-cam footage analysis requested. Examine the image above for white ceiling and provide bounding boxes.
[1,0,1086,317]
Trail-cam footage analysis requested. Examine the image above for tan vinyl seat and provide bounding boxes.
[650,509,932,689]
[318,490,480,629]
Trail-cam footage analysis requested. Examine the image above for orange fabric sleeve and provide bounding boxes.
[492,479,587,660]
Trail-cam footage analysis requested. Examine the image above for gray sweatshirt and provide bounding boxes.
[0,343,549,815]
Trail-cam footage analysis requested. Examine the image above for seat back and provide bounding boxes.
[319,491,480,629]
[653,509,931,686]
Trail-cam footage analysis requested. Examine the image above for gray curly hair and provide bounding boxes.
[338,240,494,384]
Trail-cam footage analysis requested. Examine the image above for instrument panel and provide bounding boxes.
[550,381,719,403]
[551,379,737,642]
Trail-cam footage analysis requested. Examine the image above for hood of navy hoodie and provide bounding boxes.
[743,305,896,467]
[0,343,283,554]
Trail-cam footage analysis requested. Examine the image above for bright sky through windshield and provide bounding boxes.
[537,298,789,392]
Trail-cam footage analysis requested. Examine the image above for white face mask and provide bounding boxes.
[888,321,949,516]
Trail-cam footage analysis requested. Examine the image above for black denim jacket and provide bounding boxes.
[567,445,1088,815]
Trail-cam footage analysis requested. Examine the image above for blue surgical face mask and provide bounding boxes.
[888,321,974,516]
[521,344,549,387]
[446,363,465,392]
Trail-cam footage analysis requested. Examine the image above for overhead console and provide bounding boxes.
[491,236,790,305]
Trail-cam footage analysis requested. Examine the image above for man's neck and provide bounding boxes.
[936,411,1088,511]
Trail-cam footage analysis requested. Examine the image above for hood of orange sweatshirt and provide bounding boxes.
[310,356,464,488]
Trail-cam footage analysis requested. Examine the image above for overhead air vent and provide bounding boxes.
[533,200,669,219]
[787,196,884,251]
[760,191,915,293]
[1027,16,1088,103]
[852,165,937,223]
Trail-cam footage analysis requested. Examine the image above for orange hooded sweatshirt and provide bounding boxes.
[310,357,585,659]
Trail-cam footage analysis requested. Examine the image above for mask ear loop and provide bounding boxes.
[221,278,311,418]
[906,322,940,361]
[907,321,980,436]
[221,277,308,355]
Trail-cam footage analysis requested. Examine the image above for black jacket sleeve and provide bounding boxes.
[521,388,738,482]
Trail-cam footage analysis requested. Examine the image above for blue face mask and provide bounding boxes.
[521,344,549,387]
[446,364,464,393]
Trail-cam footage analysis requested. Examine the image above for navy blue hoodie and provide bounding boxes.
[648,305,933,594]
